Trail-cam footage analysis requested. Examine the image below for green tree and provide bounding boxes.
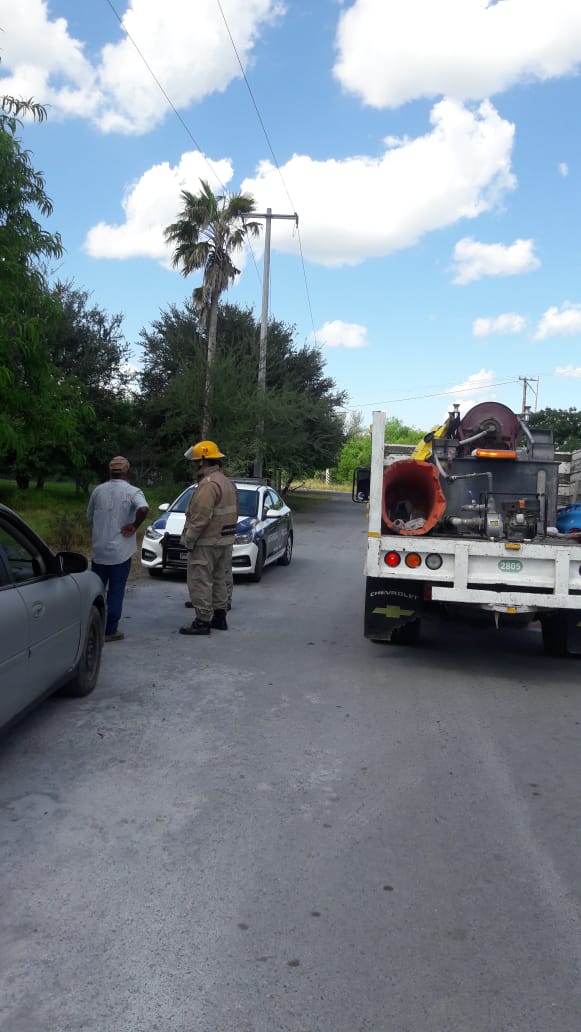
[528,407,581,451]
[164,180,261,436]
[332,416,422,482]
[138,301,346,486]
[0,90,82,482]
[44,281,139,486]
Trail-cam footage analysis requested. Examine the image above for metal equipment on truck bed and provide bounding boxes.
[354,402,581,656]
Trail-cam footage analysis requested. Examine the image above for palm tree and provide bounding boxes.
[164,179,261,436]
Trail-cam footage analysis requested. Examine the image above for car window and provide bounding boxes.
[0,524,47,584]
[237,489,259,519]
[265,490,283,512]
[170,486,196,513]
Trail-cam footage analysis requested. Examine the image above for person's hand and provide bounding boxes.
[120,523,135,537]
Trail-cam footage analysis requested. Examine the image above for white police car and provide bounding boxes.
[141,479,293,582]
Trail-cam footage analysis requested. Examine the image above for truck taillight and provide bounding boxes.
[385,551,401,567]
[405,553,422,568]
[425,553,443,570]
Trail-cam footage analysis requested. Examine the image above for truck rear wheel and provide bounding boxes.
[390,619,421,646]
[540,613,568,657]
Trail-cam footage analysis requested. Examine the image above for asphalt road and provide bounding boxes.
[1,493,580,1032]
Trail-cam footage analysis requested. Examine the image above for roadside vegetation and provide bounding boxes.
[3,82,580,530]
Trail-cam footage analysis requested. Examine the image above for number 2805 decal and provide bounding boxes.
[498,558,523,573]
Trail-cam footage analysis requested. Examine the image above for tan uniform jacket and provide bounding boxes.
[180,470,238,550]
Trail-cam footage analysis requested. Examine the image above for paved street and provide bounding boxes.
[1,493,580,1032]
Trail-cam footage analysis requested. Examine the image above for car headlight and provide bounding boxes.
[144,526,164,541]
[235,533,254,545]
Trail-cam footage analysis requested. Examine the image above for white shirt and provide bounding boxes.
[87,479,148,565]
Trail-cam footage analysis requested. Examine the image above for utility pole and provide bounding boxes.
[519,376,540,414]
[244,208,299,479]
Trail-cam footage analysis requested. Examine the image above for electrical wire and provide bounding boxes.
[215,0,318,343]
[341,376,524,411]
[102,0,263,287]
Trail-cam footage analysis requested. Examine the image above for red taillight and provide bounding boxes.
[405,552,422,569]
[385,551,401,567]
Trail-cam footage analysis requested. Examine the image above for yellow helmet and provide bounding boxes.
[184,440,225,461]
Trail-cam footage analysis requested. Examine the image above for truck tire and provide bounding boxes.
[540,612,568,657]
[390,619,421,646]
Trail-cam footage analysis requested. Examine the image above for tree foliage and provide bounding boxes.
[332,416,423,482]
[164,180,261,436]
[138,301,346,487]
[528,407,581,452]
[0,91,76,476]
[44,281,140,486]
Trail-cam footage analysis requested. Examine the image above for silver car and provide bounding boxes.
[0,503,106,730]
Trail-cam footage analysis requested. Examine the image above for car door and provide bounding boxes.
[0,518,80,703]
[262,489,285,558]
[0,539,31,726]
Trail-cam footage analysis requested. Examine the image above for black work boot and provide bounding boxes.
[179,618,211,636]
[210,609,228,630]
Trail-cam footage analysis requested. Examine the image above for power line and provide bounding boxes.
[341,376,524,411]
[102,0,264,287]
[103,0,226,192]
[215,0,318,343]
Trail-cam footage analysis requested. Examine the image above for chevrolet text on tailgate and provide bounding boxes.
[353,401,581,656]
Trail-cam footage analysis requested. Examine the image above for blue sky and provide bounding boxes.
[2,0,581,431]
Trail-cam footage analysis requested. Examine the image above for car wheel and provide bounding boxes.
[148,568,163,578]
[277,530,293,566]
[250,542,266,582]
[61,605,104,697]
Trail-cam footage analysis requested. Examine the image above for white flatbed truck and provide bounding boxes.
[356,404,581,656]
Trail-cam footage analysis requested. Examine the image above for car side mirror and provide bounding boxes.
[58,551,89,574]
[265,508,278,519]
[158,503,170,512]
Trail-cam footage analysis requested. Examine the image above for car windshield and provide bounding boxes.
[237,489,259,518]
[170,486,195,513]
[169,484,259,519]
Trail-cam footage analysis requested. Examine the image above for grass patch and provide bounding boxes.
[0,475,349,548]
[0,478,185,554]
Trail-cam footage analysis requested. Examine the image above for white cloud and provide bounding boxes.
[473,313,527,337]
[334,0,581,108]
[555,365,581,378]
[443,368,496,417]
[534,304,581,340]
[313,321,368,349]
[84,98,516,268]
[559,162,569,176]
[242,100,515,267]
[0,0,283,134]
[452,238,540,285]
[83,153,236,260]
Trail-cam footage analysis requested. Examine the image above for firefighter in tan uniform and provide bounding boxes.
[179,440,239,636]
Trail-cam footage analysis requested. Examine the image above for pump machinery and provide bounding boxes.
[353,401,581,657]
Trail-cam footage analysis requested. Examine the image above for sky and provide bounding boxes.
[2,0,581,432]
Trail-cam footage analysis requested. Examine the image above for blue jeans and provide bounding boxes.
[92,558,132,635]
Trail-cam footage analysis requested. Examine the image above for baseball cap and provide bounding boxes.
[109,455,130,472]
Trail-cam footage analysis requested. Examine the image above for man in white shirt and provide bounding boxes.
[87,456,149,642]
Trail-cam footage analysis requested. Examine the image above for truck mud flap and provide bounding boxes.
[567,611,581,655]
[364,577,423,640]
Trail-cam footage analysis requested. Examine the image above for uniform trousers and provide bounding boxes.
[186,544,230,622]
